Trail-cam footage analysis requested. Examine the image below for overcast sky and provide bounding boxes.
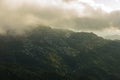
[0,0,120,36]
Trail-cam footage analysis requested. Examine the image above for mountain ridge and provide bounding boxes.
[0,26,120,80]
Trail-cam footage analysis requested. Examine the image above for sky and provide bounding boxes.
[0,0,120,36]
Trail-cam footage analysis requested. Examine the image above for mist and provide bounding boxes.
[0,0,120,36]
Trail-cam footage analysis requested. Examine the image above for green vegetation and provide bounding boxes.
[0,26,120,80]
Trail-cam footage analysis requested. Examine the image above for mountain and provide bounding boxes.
[0,26,120,80]
[105,35,120,40]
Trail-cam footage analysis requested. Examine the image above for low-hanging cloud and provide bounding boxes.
[0,0,120,34]
[0,0,78,34]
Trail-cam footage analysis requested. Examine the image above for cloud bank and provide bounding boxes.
[0,0,120,35]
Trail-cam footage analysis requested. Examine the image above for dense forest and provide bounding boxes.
[0,26,120,80]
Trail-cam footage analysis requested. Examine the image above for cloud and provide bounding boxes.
[0,0,120,35]
[63,0,75,2]
[108,11,120,29]
[0,0,77,34]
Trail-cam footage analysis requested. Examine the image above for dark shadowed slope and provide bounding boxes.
[0,26,120,80]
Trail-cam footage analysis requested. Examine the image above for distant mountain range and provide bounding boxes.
[0,26,120,80]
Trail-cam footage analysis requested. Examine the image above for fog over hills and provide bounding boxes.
[0,0,120,80]
[0,0,120,37]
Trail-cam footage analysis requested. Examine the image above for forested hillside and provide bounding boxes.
[0,26,120,80]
